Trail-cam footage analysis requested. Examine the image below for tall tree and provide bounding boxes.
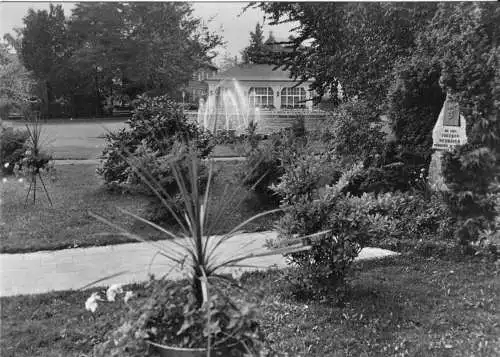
[125,2,222,94]
[241,22,271,64]
[68,2,223,101]
[17,4,71,117]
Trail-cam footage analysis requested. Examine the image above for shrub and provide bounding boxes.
[97,128,142,184]
[1,125,29,175]
[387,55,445,165]
[271,160,394,303]
[323,99,385,166]
[120,142,210,225]
[97,94,214,186]
[371,191,455,254]
[442,145,499,251]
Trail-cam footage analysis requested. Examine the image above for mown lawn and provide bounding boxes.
[0,162,276,254]
[1,255,498,357]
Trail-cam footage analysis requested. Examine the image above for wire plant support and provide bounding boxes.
[24,169,53,208]
[22,111,54,208]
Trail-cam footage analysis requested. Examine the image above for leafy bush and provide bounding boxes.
[97,95,214,185]
[442,145,499,251]
[1,125,29,175]
[371,191,455,255]
[271,160,394,303]
[387,55,445,164]
[236,118,313,208]
[117,142,209,225]
[323,99,385,166]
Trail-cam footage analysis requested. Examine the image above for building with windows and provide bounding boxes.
[205,63,315,111]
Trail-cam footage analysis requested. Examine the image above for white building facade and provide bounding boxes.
[205,64,315,111]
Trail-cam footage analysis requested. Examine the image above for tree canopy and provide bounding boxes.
[255,2,437,106]
[5,2,223,118]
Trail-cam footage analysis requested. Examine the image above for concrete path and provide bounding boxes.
[0,231,398,297]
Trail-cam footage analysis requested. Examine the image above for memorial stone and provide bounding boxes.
[428,95,467,190]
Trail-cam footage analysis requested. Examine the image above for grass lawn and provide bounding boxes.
[1,255,498,356]
[0,162,276,254]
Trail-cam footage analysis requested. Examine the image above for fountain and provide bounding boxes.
[197,78,261,134]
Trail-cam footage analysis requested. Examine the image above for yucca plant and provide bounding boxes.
[88,141,329,354]
[90,142,324,305]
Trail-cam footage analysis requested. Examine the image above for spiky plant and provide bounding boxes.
[89,142,326,307]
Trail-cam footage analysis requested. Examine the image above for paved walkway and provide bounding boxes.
[0,231,398,297]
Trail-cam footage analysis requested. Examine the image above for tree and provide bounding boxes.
[17,4,71,117]
[241,22,271,64]
[255,2,437,107]
[0,44,35,120]
[68,2,223,106]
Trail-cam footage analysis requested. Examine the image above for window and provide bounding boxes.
[248,87,274,108]
[281,87,306,109]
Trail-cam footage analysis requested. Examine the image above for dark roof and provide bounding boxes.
[207,64,309,82]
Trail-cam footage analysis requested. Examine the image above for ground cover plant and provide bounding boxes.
[0,162,275,254]
[2,254,499,357]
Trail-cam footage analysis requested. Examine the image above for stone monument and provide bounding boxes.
[428,94,467,190]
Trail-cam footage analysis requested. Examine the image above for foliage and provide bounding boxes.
[255,2,437,107]
[430,3,500,250]
[15,120,55,179]
[94,279,263,356]
[368,191,455,256]
[0,125,29,175]
[344,163,413,195]
[90,144,316,352]
[323,99,385,165]
[237,120,310,208]
[127,143,210,225]
[97,95,213,186]
[10,3,223,118]
[0,44,35,120]
[241,22,278,65]
[271,158,394,302]
[13,4,70,118]
[443,145,499,250]
[387,55,445,164]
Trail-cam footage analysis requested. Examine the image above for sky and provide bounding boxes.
[0,1,297,64]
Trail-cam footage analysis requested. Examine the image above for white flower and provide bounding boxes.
[4,162,9,168]
[85,292,103,313]
[106,284,123,302]
[18,178,24,183]
[123,291,134,303]
[2,178,7,183]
